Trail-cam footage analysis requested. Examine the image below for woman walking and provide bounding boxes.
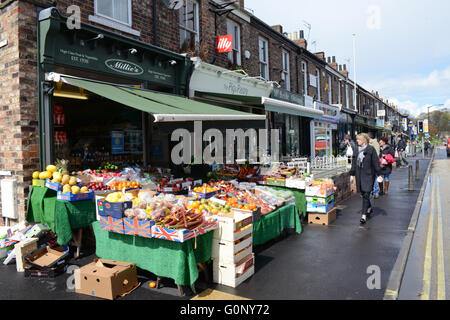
[379,136,395,195]
[350,134,381,224]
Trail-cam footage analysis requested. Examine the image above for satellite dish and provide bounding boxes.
[161,0,183,10]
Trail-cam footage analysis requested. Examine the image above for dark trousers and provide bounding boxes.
[362,192,372,215]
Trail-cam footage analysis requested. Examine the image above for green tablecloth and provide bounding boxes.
[253,204,302,246]
[26,186,96,246]
[92,221,213,286]
[267,186,307,217]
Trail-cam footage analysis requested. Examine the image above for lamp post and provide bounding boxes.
[352,34,357,112]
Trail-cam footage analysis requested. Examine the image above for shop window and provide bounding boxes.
[281,50,290,91]
[180,0,199,52]
[227,19,241,66]
[259,37,269,80]
[285,115,300,157]
[95,0,132,26]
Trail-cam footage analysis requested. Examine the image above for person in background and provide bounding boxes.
[350,133,381,225]
[340,134,357,161]
[424,140,431,157]
[396,136,408,168]
[379,136,395,195]
[368,132,381,199]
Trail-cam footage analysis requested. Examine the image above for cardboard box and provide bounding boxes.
[308,208,337,226]
[151,219,218,243]
[122,218,155,238]
[45,179,63,191]
[24,246,69,270]
[213,253,255,288]
[306,194,335,205]
[74,259,139,300]
[99,216,125,234]
[32,179,46,187]
[265,178,286,187]
[57,190,94,201]
[14,238,38,272]
[307,200,335,214]
[24,264,68,278]
[231,207,262,222]
[214,212,253,242]
[97,199,132,219]
[305,185,334,197]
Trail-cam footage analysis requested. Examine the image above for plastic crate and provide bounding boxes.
[306,194,335,205]
[57,191,94,201]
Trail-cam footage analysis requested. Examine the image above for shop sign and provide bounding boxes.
[377,110,386,117]
[271,88,305,106]
[313,102,339,123]
[309,74,317,88]
[105,59,144,75]
[216,35,233,53]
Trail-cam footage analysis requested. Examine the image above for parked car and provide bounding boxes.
[447,138,450,157]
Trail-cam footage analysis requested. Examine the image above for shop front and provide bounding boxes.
[337,108,356,143]
[188,60,323,160]
[311,102,340,158]
[38,8,263,171]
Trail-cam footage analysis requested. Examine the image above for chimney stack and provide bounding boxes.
[237,0,245,8]
[330,56,338,70]
[272,25,283,34]
[339,64,349,78]
[293,29,307,49]
[315,52,325,61]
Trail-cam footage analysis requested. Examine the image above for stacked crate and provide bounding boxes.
[306,187,336,226]
[211,211,255,288]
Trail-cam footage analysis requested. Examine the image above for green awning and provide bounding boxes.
[195,91,323,118]
[47,73,266,122]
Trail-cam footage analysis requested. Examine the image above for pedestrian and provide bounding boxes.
[368,132,381,198]
[378,136,395,195]
[350,133,382,225]
[424,140,431,157]
[340,134,357,161]
[395,136,408,168]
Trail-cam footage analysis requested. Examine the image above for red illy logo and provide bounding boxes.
[217,35,233,53]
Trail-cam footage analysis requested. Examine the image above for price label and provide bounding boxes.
[182,182,190,189]
[209,197,226,206]
[194,179,202,186]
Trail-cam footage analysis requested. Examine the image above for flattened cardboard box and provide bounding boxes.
[74,258,139,300]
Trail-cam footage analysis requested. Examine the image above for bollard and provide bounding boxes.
[416,159,420,181]
[408,165,414,191]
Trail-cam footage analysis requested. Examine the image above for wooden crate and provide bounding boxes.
[212,230,253,264]
[213,253,255,288]
[308,208,337,226]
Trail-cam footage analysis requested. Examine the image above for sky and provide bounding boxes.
[245,0,450,116]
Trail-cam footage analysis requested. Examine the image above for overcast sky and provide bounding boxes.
[245,0,450,116]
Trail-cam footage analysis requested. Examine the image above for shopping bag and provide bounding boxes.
[394,150,399,159]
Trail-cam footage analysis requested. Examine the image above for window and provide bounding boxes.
[95,0,132,26]
[345,84,349,109]
[316,69,321,101]
[327,75,332,104]
[338,80,341,105]
[226,20,241,66]
[301,61,307,95]
[180,0,199,51]
[281,50,290,91]
[258,37,269,80]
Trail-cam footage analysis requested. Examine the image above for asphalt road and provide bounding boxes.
[398,147,449,300]
[0,152,433,300]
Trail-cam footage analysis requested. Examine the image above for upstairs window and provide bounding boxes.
[95,0,132,26]
[227,19,241,66]
[281,50,290,91]
[316,69,321,101]
[259,37,269,80]
[180,0,199,51]
[327,75,332,104]
[301,61,308,95]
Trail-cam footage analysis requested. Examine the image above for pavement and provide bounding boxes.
[0,152,434,300]
[397,147,449,300]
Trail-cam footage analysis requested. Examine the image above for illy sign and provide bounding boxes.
[217,35,233,53]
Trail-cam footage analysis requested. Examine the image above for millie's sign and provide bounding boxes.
[105,59,144,75]
[216,35,233,53]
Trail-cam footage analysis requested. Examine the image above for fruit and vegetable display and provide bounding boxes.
[305,179,335,197]
[109,181,141,191]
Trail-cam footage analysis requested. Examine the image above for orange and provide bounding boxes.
[149,282,156,288]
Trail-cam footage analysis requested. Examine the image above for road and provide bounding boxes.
[398,146,449,300]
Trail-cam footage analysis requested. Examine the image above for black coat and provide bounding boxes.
[380,144,395,175]
[350,144,381,193]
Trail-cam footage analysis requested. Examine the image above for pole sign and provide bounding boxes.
[216,35,233,53]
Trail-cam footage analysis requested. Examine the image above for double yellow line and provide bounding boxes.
[421,174,446,300]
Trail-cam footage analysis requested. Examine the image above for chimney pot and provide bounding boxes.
[294,32,298,40]
[299,30,304,39]
[332,56,336,63]
[343,64,347,70]
[327,57,331,63]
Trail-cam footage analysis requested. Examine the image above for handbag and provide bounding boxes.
[394,150,399,158]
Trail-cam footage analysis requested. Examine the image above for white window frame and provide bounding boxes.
[281,50,290,91]
[94,0,132,27]
[179,0,200,49]
[301,61,307,95]
[227,19,241,66]
[316,69,321,101]
[258,37,269,80]
[327,75,332,104]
